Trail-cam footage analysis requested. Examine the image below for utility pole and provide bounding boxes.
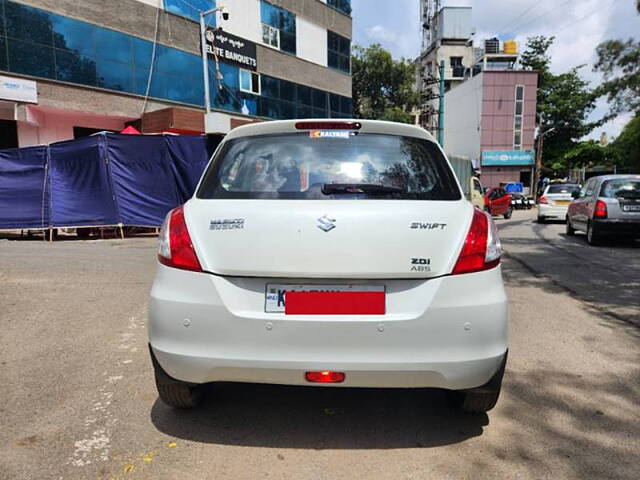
[438,59,445,146]
[200,6,229,113]
[533,125,544,200]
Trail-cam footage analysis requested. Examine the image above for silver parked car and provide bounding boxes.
[566,175,640,245]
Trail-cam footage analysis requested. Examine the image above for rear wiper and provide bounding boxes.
[322,183,405,195]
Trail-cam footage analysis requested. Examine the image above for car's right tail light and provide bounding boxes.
[594,200,608,218]
[158,206,202,272]
[539,196,548,204]
[452,209,501,275]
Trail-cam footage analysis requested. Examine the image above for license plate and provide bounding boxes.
[555,200,570,205]
[622,205,640,212]
[265,284,385,314]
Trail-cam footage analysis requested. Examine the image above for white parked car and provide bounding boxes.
[148,119,508,413]
[537,183,581,223]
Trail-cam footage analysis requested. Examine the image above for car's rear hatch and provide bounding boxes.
[186,199,472,278]
[186,122,473,279]
[600,177,640,219]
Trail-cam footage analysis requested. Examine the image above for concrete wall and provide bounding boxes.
[222,0,262,44]
[443,72,483,162]
[480,71,538,151]
[297,16,328,67]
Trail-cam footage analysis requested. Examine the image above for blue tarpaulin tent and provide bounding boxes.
[0,133,213,230]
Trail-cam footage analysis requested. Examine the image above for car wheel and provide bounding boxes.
[565,217,575,236]
[503,206,513,219]
[586,221,601,246]
[537,216,546,224]
[449,353,507,414]
[151,347,203,409]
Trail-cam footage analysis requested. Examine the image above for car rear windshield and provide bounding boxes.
[547,184,580,194]
[197,133,462,200]
[600,179,640,199]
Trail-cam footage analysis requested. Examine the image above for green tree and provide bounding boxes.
[609,113,640,171]
[594,39,640,114]
[520,36,604,169]
[559,140,614,172]
[351,44,418,123]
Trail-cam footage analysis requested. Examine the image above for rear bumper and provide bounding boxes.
[538,204,569,218]
[592,218,640,235]
[148,264,509,390]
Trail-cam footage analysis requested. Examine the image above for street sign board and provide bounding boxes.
[482,150,534,166]
[205,29,257,71]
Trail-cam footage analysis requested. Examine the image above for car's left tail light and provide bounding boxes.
[452,209,501,275]
[158,206,202,272]
[594,200,608,219]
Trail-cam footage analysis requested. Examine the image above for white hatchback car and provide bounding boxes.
[148,120,508,413]
[537,183,581,223]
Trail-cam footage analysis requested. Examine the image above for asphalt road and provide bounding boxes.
[1,209,639,479]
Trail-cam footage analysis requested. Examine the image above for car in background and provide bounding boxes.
[537,183,581,223]
[148,119,508,414]
[510,193,534,210]
[485,187,513,219]
[566,174,640,245]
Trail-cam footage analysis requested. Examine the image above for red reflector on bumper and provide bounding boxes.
[284,291,385,315]
[305,371,345,383]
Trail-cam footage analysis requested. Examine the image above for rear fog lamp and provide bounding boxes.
[305,371,346,383]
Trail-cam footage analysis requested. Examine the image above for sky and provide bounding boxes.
[351,0,640,139]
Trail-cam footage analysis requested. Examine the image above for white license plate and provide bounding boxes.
[265,284,385,313]
[622,205,640,212]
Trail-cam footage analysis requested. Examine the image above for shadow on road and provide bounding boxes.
[150,385,488,449]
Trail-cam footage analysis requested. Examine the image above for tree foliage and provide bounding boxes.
[351,44,419,123]
[520,36,604,169]
[609,113,640,171]
[594,39,640,115]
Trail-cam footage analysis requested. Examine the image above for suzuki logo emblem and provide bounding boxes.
[317,215,336,232]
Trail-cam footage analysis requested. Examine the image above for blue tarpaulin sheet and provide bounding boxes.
[0,133,213,229]
[49,136,120,227]
[0,145,49,229]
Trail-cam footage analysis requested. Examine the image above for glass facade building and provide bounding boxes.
[327,0,352,15]
[0,0,352,120]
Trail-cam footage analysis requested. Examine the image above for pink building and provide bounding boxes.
[444,70,538,193]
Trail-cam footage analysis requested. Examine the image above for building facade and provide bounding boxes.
[443,70,538,192]
[0,0,352,148]
[416,5,474,134]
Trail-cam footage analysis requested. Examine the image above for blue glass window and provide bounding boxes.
[0,1,351,121]
[164,0,215,23]
[327,0,352,15]
[260,1,296,55]
[327,31,350,73]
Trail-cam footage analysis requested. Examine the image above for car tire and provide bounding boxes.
[155,378,203,409]
[449,353,507,414]
[537,216,546,224]
[503,206,513,219]
[150,346,203,409]
[586,221,601,246]
[565,217,575,236]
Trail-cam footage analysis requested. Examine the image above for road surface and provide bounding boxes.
[1,209,639,479]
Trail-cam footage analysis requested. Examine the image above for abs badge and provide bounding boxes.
[310,130,352,139]
[411,258,431,272]
[210,218,244,230]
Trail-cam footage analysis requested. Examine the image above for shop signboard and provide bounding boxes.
[205,29,257,71]
[0,75,37,103]
[482,150,534,166]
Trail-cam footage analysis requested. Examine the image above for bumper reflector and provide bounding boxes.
[305,371,346,383]
[285,291,385,315]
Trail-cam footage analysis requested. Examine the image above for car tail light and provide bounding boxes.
[539,196,548,204]
[452,209,501,275]
[158,206,202,272]
[594,200,608,218]
[305,371,346,383]
[295,121,361,130]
